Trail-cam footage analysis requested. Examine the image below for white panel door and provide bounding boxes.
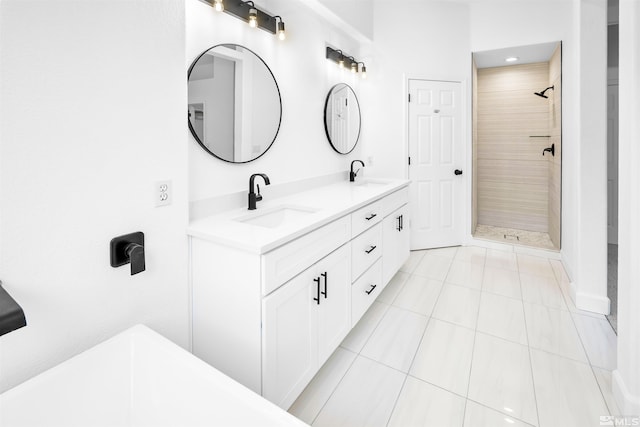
[331,85,350,152]
[607,84,619,244]
[408,79,465,249]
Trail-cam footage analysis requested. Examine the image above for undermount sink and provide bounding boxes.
[236,205,320,228]
[354,178,391,188]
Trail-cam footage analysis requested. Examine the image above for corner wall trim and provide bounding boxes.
[570,281,610,315]
[613,369,640,415]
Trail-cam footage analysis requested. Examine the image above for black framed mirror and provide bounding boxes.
[188,44,282,163]
[323,83,361,154]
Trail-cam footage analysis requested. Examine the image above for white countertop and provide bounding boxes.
[0,325,307,427]
[188,178,410,254]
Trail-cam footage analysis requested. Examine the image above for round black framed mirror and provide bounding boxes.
[323,83,361,154]
[187,44,282,163]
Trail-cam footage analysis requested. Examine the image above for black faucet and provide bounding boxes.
[350,160,365,182]
[248,173,270,210]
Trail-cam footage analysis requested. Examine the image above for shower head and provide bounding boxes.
[534,85,555,98]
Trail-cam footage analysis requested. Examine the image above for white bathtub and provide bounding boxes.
[0,325,308,426]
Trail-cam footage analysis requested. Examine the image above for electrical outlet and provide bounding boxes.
[155,180,171,207]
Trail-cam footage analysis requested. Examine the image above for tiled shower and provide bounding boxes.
[472,43,562,250]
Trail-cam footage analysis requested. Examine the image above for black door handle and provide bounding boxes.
[454,169,463,175]
[321,272,327,298]
[365,245,377,254]
[313,277,321,305]
[365,284,377,295]
[365,213,377,221]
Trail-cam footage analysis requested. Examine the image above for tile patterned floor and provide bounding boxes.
[288,246,619,427]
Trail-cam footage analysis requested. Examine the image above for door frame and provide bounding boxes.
[403,74,472,246]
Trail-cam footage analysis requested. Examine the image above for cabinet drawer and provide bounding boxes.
[352,259,382,326]
[262,216,351,296]
[381,186,409,218]
[351,198,385,237]
[351,223,382,281]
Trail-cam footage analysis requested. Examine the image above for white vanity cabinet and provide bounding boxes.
[189,180,410,412]
[349,187,409,327]
[262,244,350,407]
[382,203,410,285]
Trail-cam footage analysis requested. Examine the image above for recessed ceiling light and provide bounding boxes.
[505,56,519,62]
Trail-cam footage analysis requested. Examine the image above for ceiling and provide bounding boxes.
[473,41,560,69]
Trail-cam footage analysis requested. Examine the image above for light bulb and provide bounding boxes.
[248,8,258,28]
[338,58,344,69]
[277,21,286,40]
[361,65,367,79]
[351,62,357,73]
[214,0,224,12]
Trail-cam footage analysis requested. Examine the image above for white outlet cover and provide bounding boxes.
[155,180,171,207]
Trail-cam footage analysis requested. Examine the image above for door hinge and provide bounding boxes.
[408,93,411,103]
[408,157,411,165]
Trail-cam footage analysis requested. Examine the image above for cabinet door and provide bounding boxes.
[316,244,352,366]
[262,267,319,409]
[382,204,410,285]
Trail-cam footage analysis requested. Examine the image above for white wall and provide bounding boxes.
[614,0,640,414]
[364,0,471,180]
[0,0,189,392]
[572,0,608,314]
[469,0,609,314]
[187,0,368,203]
[317,0,374,41]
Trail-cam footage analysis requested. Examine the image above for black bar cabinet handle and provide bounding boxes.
[313,277,321,305]
[365,245,377,254]
[365,213,377,221]
[321,272,327,298]
[400,214,404,231]
[365,284,377,295]
[397,216,402,231]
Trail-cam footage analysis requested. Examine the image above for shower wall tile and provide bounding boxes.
[548,44,562,249]
[476,62,552,234]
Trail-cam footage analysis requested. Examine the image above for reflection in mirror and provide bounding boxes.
[188,44,282,163]
[324,83,361,154]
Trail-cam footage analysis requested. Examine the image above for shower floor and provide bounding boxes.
[474,224,558,250]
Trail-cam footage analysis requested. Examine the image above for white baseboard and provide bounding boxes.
[613,369,640,415]
[569,281,610,315]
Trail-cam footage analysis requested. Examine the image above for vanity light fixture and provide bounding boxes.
[247,2,258,28]
[274,16,286,40]
[325,47,368,79]
[336,50,345,68]
[212,0,286,39]
[358,62,367,79]
[349,57,357,73]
